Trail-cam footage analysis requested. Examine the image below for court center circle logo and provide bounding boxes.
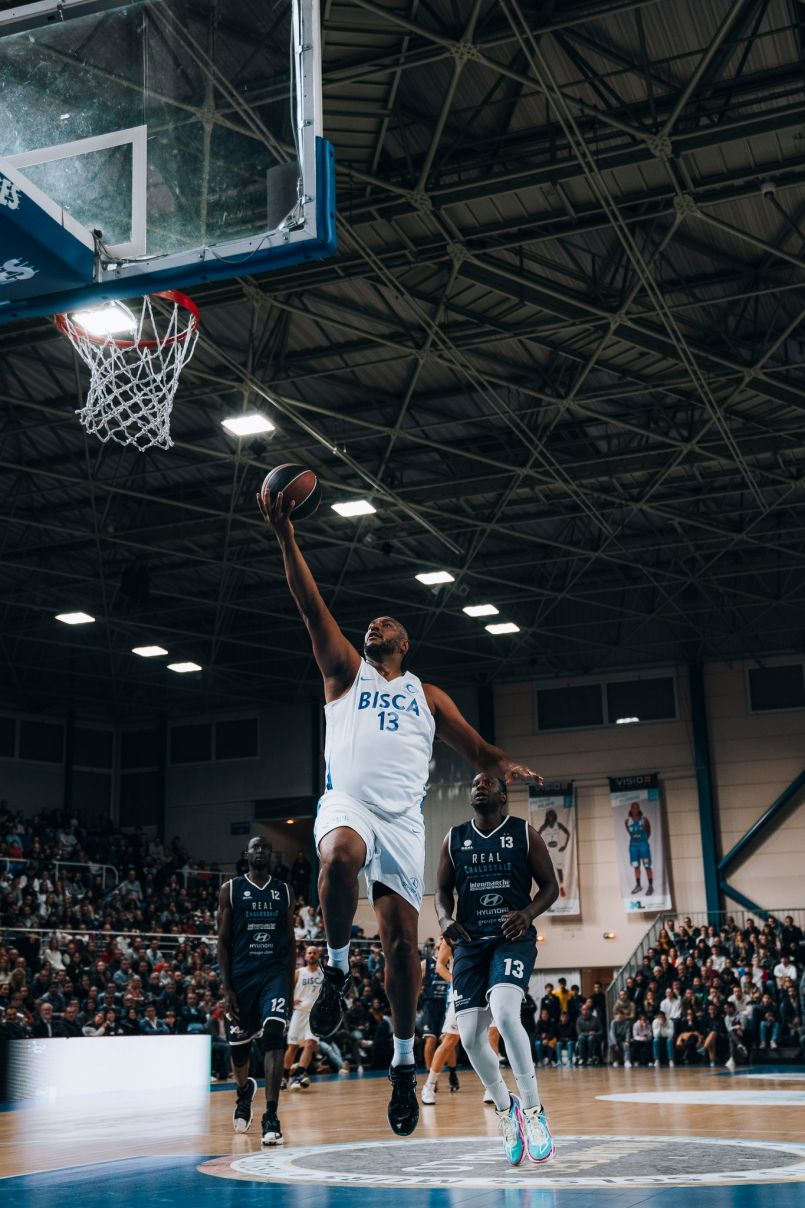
[199,1135,805,1189]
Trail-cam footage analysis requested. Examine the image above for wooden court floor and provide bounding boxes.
[2,1064,805,1208]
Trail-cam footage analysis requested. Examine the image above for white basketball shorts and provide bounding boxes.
[441,1001,460,1036]
[287,1008,316,1046]
[314,790,426,912]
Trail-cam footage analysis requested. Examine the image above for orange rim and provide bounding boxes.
[54,290,200,350]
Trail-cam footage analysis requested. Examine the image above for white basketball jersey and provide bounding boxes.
[322,660,435,814]
[294,965,324,1012]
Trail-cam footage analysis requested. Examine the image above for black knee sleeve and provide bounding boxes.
[256,1019,286,1057]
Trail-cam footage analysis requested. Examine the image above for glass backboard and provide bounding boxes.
[0,0,335,323]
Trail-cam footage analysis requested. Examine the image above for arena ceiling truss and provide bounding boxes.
[1,0,805,715]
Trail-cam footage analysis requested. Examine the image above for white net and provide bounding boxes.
[56,292,200,452]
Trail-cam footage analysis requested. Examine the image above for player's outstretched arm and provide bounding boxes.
[500,827,559,941]
[217,881,239,1021]
[424,684,543,786]
[435,835,472,944]
[257,487,360,698]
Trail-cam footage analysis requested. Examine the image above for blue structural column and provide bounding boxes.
[688,664,721,917]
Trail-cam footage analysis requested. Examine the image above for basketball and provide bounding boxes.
[260,463,321,521]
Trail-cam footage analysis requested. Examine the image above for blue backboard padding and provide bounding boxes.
[0,138,337,325]
[0,168,96,311]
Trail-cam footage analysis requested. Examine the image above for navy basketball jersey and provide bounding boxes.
[228,874,290,982]
[449,816,533,941]
[422,952,449,1003]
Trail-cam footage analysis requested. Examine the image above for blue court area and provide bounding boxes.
[5,1153,805,1208]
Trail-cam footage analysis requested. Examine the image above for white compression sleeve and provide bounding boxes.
[488,984,540,1110]
[457,1008,510,1111]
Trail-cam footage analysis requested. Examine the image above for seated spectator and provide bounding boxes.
[631,1013,652,1065]
[758,1004,781,1052]
[575,1003,602,1066]
[551,1010,572,1066]
[675,1009,704,1065]
[140,1004,169,1035]
[724,1001,749,1070]
[651,1011,674,1067]
[609,1003,633,1068]
[700,1002,727,1067]
[534,1009,557,1066]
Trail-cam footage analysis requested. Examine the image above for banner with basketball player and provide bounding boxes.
[609,773,672,913]
[528,781,579,916]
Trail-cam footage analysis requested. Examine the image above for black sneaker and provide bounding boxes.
[233,1076,257,1133]
[261,1109,284,1146]
[310,964,351,1039]
[448,1068,460,1093]
[388,1063,419,1136]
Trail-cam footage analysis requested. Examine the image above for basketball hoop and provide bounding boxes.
[55,290,200,452]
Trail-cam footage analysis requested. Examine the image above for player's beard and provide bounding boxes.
[364,637,399,659]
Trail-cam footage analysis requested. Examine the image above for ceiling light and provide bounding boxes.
[331,499,376,517]
[167,661,202,673]
[285,819,295,825]
[603,931,617,940]
[55,611,95,625]
[221,412,275,436]
[70,303,137,338]
[415,570,455,585]
[463,603,499,618]
[132,645,168,658]
[615,716,640,725]
[485,622,519,635]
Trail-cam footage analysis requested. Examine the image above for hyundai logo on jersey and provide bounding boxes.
[480,893,503,906]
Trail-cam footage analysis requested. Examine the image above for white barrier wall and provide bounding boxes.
[5,1035,210,1106]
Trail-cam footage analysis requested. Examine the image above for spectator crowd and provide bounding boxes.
[0,801,398,1077]
[3,802,803,1080]
[531,915,805,1070]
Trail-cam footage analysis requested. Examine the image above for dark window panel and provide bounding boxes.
[606,677,676,724]
[216,718,258,760]
[119,770,160,827]
[170,722,212,764]
[537,684,603,731]
[18,720,64,763]
[0,716,14,758]
[74,727,114,769]
[748,664,805,711]
[121,729,161,770]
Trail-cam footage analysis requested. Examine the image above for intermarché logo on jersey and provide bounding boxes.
[480,893,503,907]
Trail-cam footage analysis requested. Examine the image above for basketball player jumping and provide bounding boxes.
[217,836,296,1146]
[435,773,558,1165]
[259,489,540,1137]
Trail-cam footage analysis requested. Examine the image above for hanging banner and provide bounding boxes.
[609,773,672,913]
[528,780,579,916]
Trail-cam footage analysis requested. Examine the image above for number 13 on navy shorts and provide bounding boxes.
[452,933,537,1013]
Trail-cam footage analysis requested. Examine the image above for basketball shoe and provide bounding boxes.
[421,1081,436,1105]
[233,1076,257,1133]
[261,1109,283,1146]
[495,1094,525,1165]
[448,1068,460,1093]
[310,964,352,1039]
[521,1104,555,1163]
[387,1063,419,1136]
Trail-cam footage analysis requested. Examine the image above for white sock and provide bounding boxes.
[392,1035,415,1067]
[425,1072,438,1087]
[326,943,350,975]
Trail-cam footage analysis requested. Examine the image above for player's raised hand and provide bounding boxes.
[256,486,295,543]
[501,909,531,941]
[441,918,472,944]
[503,761,543,787]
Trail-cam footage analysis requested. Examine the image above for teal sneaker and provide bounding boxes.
[521,1103,556,1163]
[495,1093,525,1166]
